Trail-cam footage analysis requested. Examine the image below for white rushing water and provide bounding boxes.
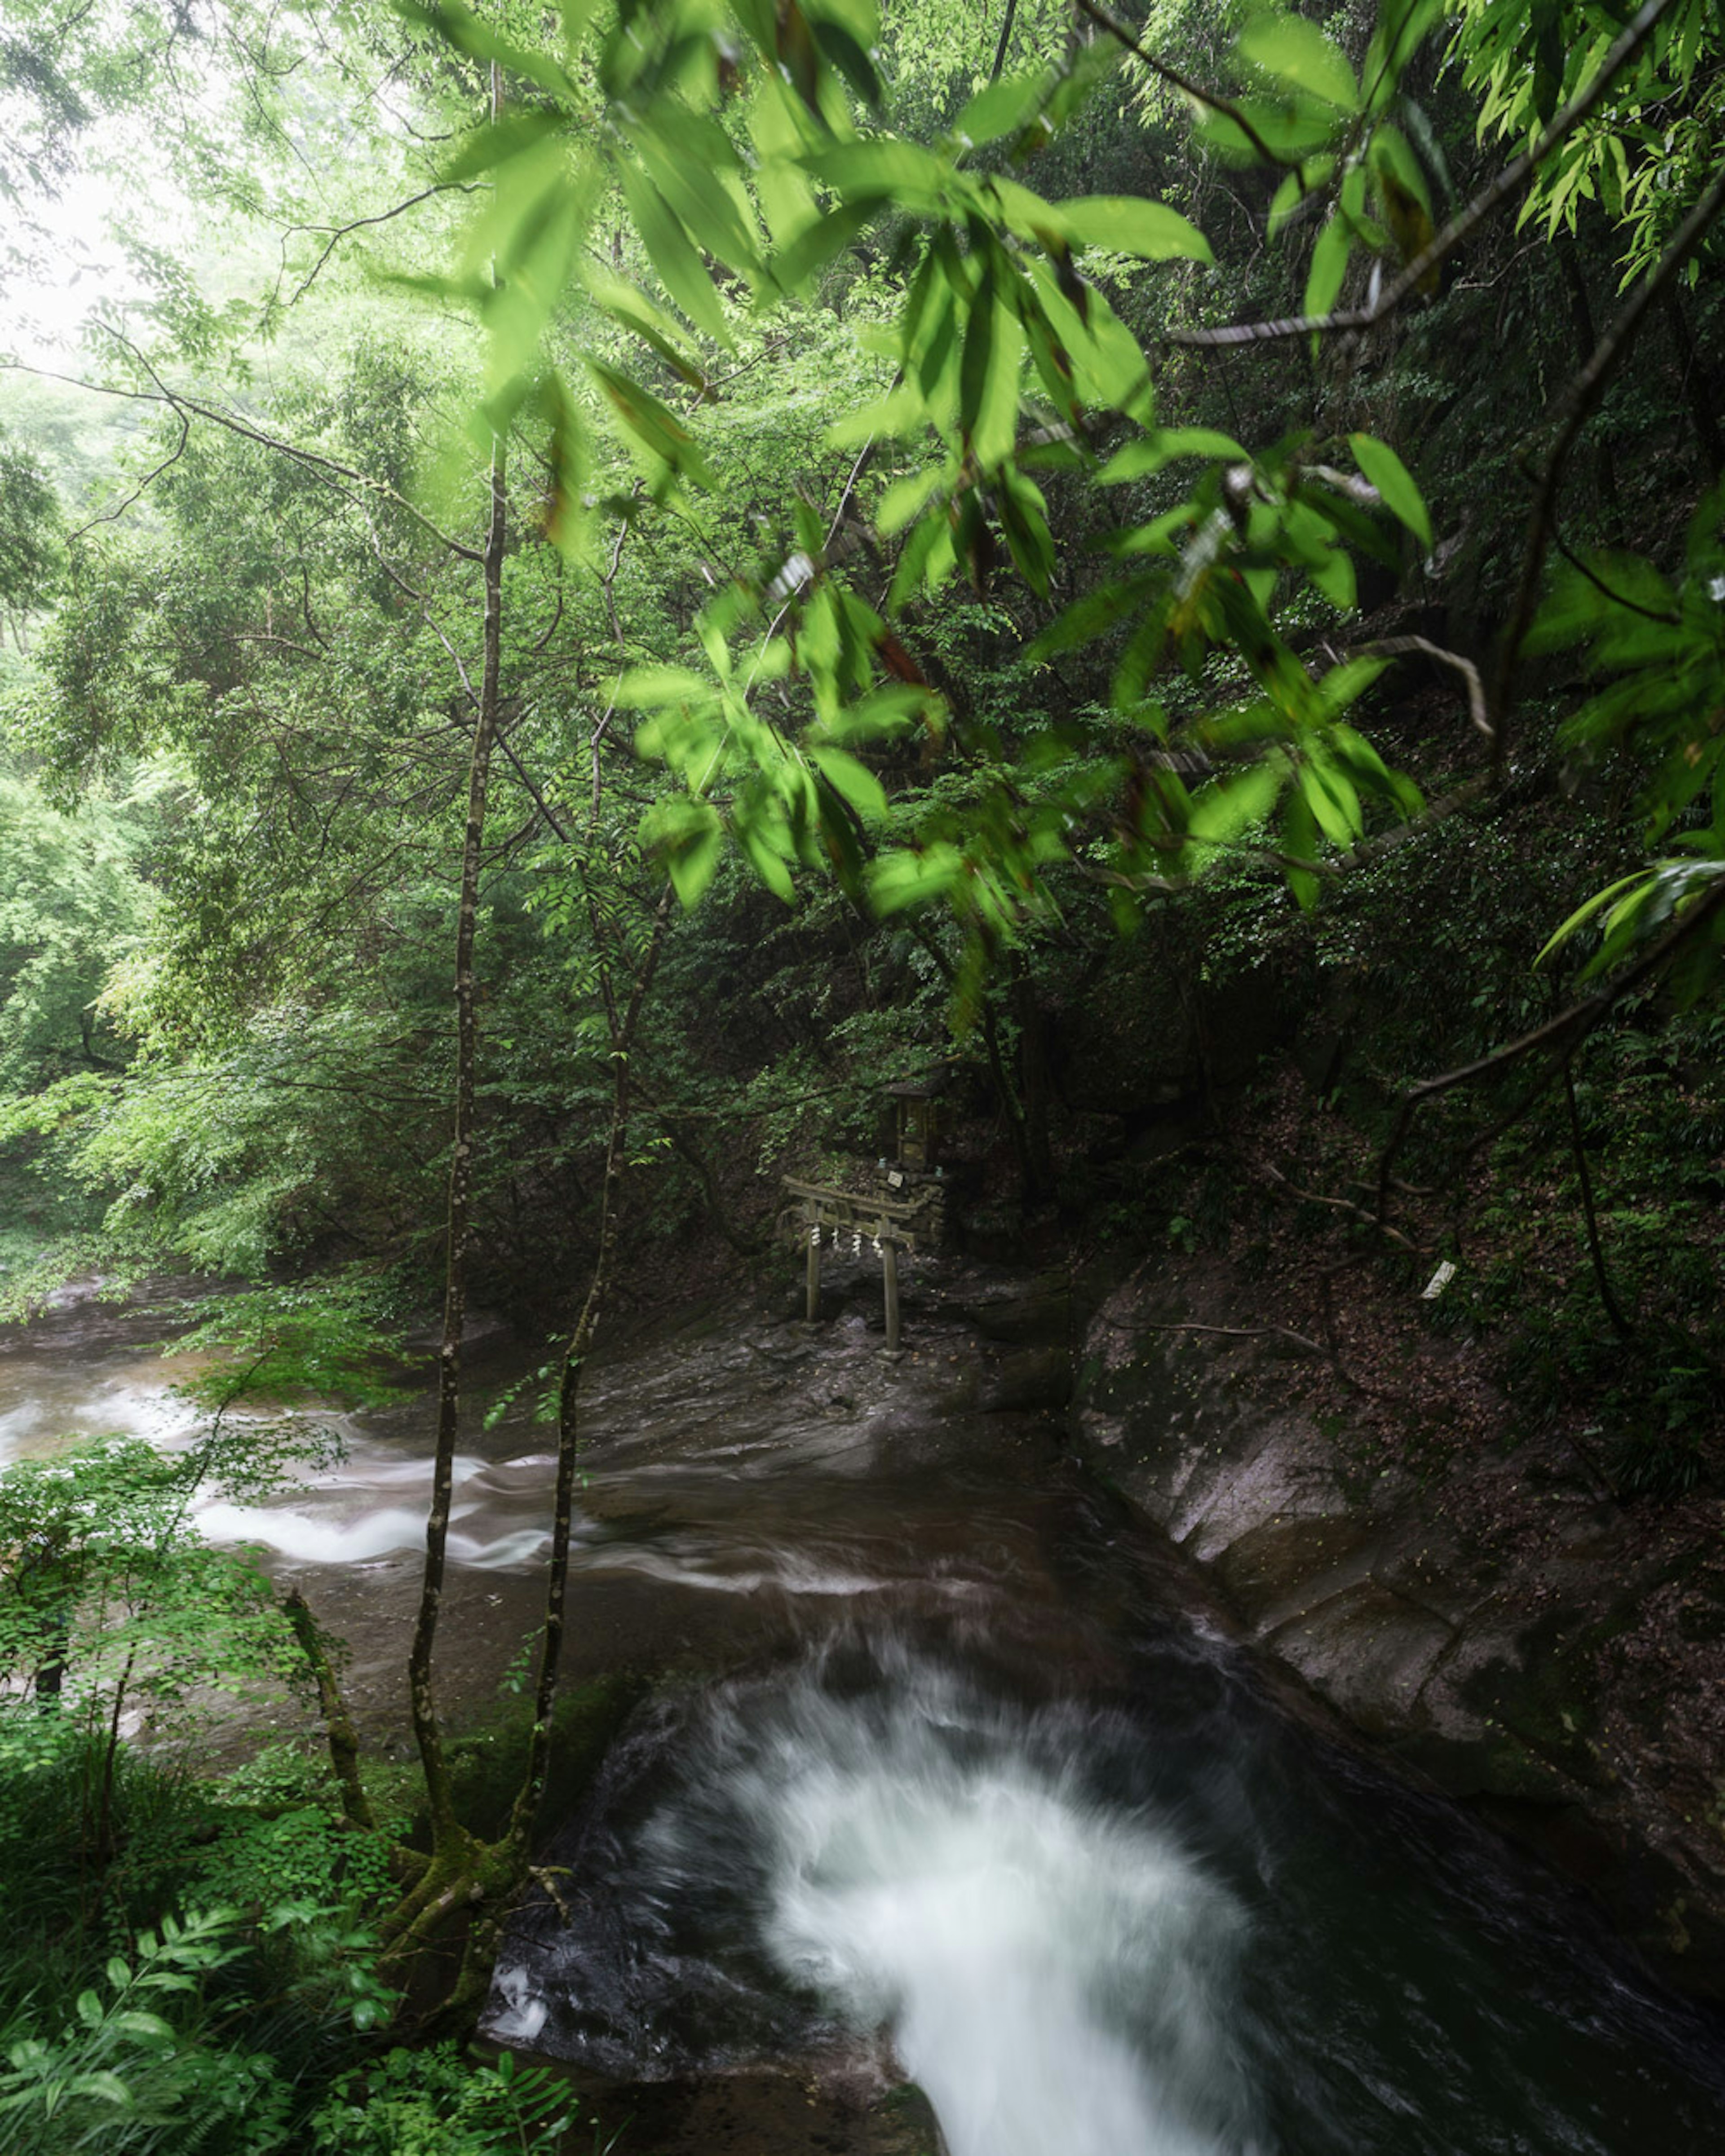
[622,1654,1262,2156]
[766,1761,1251,2155]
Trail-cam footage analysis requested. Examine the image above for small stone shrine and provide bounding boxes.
[781,1071,950,1349]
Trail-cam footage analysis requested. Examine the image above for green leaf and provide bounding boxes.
[888,505,954,610]
[810,746,888,819]
[1300,753,1362,844]
[954,70,1054,149]
[1348,432,1433,550]
[810,18,883,107]
[614,664,710,708]
[868,843,964,914]
[876,465,945,535]
[1187,759,1283,847]
[1304,214,1351,322]
[111,2012,174,2045]
[619,162,730,345]
[441,109,566,186]
[1306,544,1356,609]
[398,0,575,99]
[1098,427,1246,483]
[588,360,712,485]
[802,139,949,207]
[1280,783,1321,908]
[771,199,879,293]
[1535,871,1652,967]
[1239,13,1359,111]
[1049,196,1212,264]
[67,2072,133,2107]
[645,797,725,908]
[828,382,926,449]
[960,292,1022,468]
[739,817,796,902]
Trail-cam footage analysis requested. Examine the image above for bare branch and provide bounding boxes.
[279,182,479,307]
[1349,636,1492,743]
[1077,0,1306,176]
[1163,0,1679,351]
[69,407,190,539]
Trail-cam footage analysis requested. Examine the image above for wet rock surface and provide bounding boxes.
[1072,1256,1725,1996]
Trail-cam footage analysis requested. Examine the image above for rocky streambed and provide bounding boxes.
[7,1255,1725,2152]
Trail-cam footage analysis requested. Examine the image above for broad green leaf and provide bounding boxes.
[637,131,760,276]
[771,199,879,294]
[1192,95,1337,163]
[1318,662,1391,718]
[614,665,711,708]
[1280,785,1322,908]
[67,2072,133,2107]
[1050,196,1212,264]
[1306,544,1356,608]
[1098,427,1247,483]
[811,746,888,819]
[441,109,566,186]
[739,816,796,902]
[588,360,712,484]
[1348,432,1433,550]
[802,139,949,207]
[1535,871,1652,966]
[868,843,964,914]
[961,292,1022,468]
[888,507,955,610]
[645,797,725,907]
[811,17,883,107]
[1300,754,1362,845]
[619,162,730,345]
[828,382,927,449]
[111,2012,174,2044]
[876,465,946,535]
[954,70,1054,148]
[1304,214,1351,322]
[1187,760,1283,846]
[1239,12,1359,110]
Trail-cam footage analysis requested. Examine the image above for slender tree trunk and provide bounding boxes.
[1556,238,1626,536]
[509,885,672,1844]
[284,1587,376,1831]
[1661,283,1723,482]
[405,384,509,1855]
[1564,1060,1632,1339]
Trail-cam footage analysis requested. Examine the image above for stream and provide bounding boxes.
[5,1269,1725,2152]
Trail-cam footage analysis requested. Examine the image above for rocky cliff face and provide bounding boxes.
[1069,1257,1725,1999]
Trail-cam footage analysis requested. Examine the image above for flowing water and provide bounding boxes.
[5,1273,1725,2151]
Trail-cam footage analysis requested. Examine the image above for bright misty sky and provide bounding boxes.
[9,155,170,365]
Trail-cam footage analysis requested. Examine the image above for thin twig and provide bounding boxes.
[1139,1319,1327,1356]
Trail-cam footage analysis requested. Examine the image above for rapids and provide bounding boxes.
[6,1271,1725,2150]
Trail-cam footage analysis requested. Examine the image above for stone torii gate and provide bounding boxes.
[780,1175,937,1350]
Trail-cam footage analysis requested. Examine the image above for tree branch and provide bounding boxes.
[1162,0,1678,350]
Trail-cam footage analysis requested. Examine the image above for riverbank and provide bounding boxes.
[6,1257,1725,2151]
[1066,1247,1725,2000]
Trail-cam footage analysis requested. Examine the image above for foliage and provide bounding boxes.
[1455,0,1725,287]
[0,769,154,1089]
[307,2042,575,2156]
[0,1434,306,1724]
[1533,485,1725,997]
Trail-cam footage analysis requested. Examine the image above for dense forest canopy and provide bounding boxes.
[0,0,1722,2141]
